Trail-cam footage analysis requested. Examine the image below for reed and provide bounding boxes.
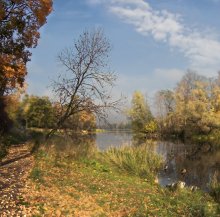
[100,143,163,181]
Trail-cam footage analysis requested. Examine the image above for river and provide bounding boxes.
[51,130,220,191]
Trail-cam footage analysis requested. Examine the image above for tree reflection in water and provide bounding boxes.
[46,133,97,160]
[45,131,220,191]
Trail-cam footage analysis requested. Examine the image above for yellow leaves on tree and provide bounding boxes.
[160,71,220,136]
[78,111,96,130]
[0,0,53,95]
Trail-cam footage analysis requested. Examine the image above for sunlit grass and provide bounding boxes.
[99,144,162,181]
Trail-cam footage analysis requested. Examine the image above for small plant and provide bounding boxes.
[30,167,44,183]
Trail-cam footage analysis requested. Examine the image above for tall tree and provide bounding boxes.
[0,0,53,95]
[49,28,120,137]
[174,71,209,136]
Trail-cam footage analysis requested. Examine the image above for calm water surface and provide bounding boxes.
[95,131,220,191]
[52,131,220,191]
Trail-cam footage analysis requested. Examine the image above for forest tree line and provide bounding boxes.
[129,71,220,140]
[4,94,96,132]
[3,70,220,141]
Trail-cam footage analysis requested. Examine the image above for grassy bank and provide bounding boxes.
[23,142,219,217]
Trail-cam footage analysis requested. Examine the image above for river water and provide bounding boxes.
[96,131,220,191]
[52,131,220,191]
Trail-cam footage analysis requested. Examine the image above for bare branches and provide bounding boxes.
[49,28,121,136]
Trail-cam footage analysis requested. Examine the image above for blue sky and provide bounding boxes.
[27,0,220,102]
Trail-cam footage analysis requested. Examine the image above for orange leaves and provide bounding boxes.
[28,0,53,25]
[79,110,96,123]
[0,54,27,93]
[0,0,53,95]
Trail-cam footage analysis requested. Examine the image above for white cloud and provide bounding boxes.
[89,0,220,75]
[154,68,184,82]
[114,68,185,100]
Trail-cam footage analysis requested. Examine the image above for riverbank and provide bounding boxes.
[22,143,219,216]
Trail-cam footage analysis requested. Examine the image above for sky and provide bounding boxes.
[27,0,220,104]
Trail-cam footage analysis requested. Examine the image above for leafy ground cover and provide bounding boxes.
[0,143,34,216]
[22,143,220,217]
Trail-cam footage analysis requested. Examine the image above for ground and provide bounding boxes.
[0,144,33,216]
[0,144,219,217]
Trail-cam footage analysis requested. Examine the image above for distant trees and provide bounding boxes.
[155,71,220,138]
[128,71,220,140]
[19,95,56,128]
[154,90,175,133]
[63,110,96,132]
[12,95,96,131]
[128,91,156,134]
[49,28,120,136]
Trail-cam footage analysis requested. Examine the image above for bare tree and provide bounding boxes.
[48,28,120,137]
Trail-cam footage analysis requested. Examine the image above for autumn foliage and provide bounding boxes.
[0,0,53,95]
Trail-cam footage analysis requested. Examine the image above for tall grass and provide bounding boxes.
[100,144,163,181]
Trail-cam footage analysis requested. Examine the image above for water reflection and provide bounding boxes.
[46,134,97,159]
[96,131,220,191]
[155,141,220,191]
[96,130,132,150]
[47,131,220,191]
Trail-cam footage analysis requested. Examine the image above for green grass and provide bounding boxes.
[26,143,220,217]
[30,167,44,183]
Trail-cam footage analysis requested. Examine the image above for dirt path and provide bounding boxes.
[0,144,34,217]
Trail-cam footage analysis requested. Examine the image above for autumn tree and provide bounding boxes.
[128,91,155,134]
[174,71,209,136]
[49,28,120,136]
[63,110,96,132]
[0,0,53,95]
[155,71,220,138]
[0,0,52,135]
